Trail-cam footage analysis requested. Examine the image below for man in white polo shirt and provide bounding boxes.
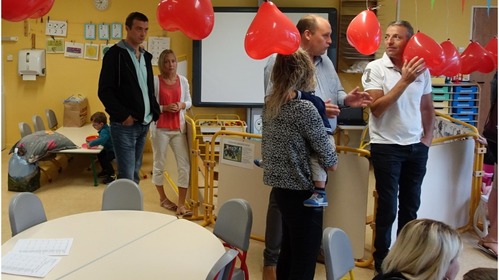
[361,20,435,273]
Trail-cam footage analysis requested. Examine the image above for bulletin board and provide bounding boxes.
[192,7,338,107]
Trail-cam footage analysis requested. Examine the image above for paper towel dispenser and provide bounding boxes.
[18,49,46,80]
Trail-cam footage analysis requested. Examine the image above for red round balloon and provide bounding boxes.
[460,41,494,74]
[156,0,214,40]
[2,0,46,22]
[346,10,381,55]
[29,0,54,19]
[403,32,445,73]
[484,37,498,68]
[439,40,461,77]
[244,1,300,60]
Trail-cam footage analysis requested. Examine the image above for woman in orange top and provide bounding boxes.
[150,49,192,217]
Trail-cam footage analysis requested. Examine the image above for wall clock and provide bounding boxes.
[84,23,96,40]
[111,23,122,40]
[98,24,110,40]
[94,0,109,11]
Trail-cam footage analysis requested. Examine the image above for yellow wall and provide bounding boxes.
[1,0,496,147]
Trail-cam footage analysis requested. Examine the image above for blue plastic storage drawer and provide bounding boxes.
[454,93,477,100]
[451,100,475,107]
[451,114,474,121]
[455,85,478,93]
[451,107,478,114]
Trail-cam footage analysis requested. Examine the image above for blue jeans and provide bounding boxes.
[109,121,150,183]
[274,188,323,280]
[371,142,429,271]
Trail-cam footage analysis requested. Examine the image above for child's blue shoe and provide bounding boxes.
[303,191,328,207]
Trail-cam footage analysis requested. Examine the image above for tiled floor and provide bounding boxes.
[1,149,497,279]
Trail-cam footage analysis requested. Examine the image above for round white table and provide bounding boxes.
[1,211,225,279]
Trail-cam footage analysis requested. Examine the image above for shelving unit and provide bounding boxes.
[338,0,378,72]
[432,83,481,126]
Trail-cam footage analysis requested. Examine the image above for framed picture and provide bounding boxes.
[111,23,122,40]
[84,43,99,60]
[84,23,96,40]
[98,24,109,40]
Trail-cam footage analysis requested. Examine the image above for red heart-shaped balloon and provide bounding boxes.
[156,0,214,40]
[478,50,496,74]
[29,0,55,19]
[2,0,46,22]
[403,32,445,73]
[244,1,300,60]
[346,10,381,55]
[484,36,498,69]
[438,40,461,77]
[460,41,494,74]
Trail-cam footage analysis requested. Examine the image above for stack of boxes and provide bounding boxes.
[432,84,479,126]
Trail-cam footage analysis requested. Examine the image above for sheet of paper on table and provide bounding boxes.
[1,252,61,277]
[13,238,73,255]
[1,238,73,277]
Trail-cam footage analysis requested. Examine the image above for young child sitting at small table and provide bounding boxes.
[88,112,115,184]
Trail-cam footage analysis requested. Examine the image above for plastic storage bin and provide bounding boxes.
[432,86,450,100]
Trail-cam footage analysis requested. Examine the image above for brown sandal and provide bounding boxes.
[176,206,193,218]
[160,199,177,211]
[478,239,498,259]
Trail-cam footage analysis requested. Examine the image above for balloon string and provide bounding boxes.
[414,0,419,31]
[371,5,382,10]
[446,0,449,38]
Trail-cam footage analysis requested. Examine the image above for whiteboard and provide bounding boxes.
[192,7,337,107]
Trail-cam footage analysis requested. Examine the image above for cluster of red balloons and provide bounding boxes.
[346,9,381,55]
[403,33,498,76]
[2,0,54,22]
[156,0,214,40]
[244,1,300,60]
[346,9,497,76]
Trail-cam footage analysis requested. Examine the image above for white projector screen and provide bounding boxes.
[192,7,337,107]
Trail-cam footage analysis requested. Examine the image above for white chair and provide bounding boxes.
[102,179,143,211]
[322,227,355,280]
[213,199,253,280]
[32,115,46,132]
[205,248,238,280]
[9,192,47,236]
[45,109,59,130]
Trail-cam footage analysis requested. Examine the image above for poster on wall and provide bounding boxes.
[46,37,65,54]
[84,43,99,60]
[64,42,84,58]
[220,138,255,169]
[148,36,170,66]
[100,43,113,59]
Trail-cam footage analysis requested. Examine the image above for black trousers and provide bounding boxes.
[274,187,323,280]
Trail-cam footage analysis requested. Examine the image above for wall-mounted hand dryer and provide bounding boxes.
[18,49,46,81]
